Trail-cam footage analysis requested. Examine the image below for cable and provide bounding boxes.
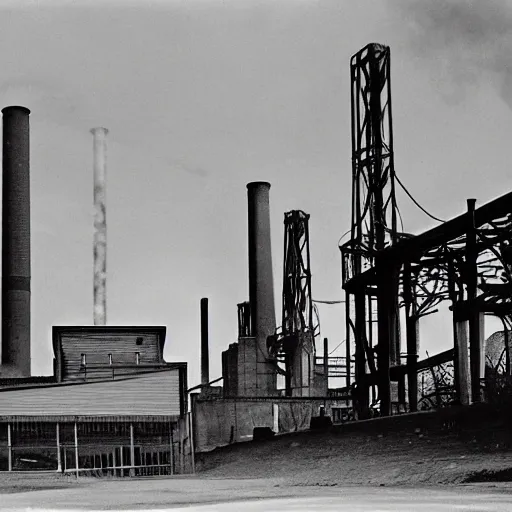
[395,172,446,223]
[313,299,345,305]
[338,228,352,247]
[329,339,346,355]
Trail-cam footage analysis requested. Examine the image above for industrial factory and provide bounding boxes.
[1,40,512,475]
[0,108,192,475]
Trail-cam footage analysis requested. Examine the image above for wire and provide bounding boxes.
[329,339,346,355]
[338,228,351,247]
[313,299,345,305]
[395,173,446,223]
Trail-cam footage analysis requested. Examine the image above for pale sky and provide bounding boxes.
[1,0,511,387]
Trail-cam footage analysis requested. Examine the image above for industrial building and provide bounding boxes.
[191,181,350,452]
[2,38,512,472]
[0,107,193,476]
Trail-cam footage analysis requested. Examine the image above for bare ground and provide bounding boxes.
[196,404,512,487]
[2,405,512,500]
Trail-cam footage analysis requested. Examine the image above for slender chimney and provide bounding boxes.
[91,127,108,326]
[200,297,209,385]
[1,106,31,377]
[247,181,277,393]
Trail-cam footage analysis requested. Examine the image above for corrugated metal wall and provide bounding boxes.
[0,370,181,417]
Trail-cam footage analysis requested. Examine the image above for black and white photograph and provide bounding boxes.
[1,0,512,510]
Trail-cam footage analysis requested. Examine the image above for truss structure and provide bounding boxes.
[341,43,512,418]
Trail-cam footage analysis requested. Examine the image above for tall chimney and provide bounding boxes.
[1,106,31,377]
[200,297,209,385]
[91,127,108,326]
[247,181,277,393]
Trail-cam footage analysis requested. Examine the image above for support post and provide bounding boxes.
[179,423,184,474]
[345,292,351,387]
[377,259,397,417]
[466,199,482,403]
[188,412,195,474]
[403,263,419,412]
[119,443,124,477]
[7,422,12,471]
[455,319,471,405]
[170,426,174,475]
[354,290,369,416]
[74,422,79,478]
[56,422,62,472]
[129,422,135,477]
[323,337,329,392]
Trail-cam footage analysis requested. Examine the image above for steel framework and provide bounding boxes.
[340,43,401,416]
[268,210,316,395]
[341,42,512,418]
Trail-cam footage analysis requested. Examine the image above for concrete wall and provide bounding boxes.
[192,396,346,452]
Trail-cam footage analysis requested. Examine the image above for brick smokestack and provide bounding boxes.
[1,106,31,377]
[91,127,108,326]
[247,181,277,394]
[200,297,209,385]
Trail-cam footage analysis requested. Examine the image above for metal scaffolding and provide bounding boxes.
[268,210,316,396]
[341,43,512,419]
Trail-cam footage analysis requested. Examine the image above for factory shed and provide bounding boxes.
[0,327,193,476]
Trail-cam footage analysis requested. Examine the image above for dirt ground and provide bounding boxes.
[1,405,512,508]
[196,405,512,486]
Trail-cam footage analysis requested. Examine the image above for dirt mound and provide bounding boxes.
[196,404,512,486]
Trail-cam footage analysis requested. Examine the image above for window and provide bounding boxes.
[136,337,143,346]
[80,354,86,366]
[135,352,140,365]
[108,354,113,365]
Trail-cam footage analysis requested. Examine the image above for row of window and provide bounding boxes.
[80,353,141,366]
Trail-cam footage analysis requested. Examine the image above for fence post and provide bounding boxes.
[74,422,79,478]
[130,423,135,477]
[56,422,62,472]
[188,412,195,474]
[7,422,12,471]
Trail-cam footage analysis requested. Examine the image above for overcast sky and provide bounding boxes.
[1,0,511,386]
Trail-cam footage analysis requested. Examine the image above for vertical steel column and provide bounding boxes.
[119,442,124,477]
[200,298,209,386]
[466,198,482,403]
[2,106,31,377]
[170,426,174,475]
[377,259,396,417]
[91,127,108,326]
[354,291,369,415]
[129,422,135,477]
[188,413,195,474]
[345,291,351,387]
[56,422,62,472]
[7,422,12,471]
[403,263,419,412]
[74,422,79,478]
[323,337,329,389]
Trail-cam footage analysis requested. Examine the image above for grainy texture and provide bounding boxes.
[0,370,181,416]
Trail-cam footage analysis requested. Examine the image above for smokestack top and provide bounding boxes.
[90,127,109,135]
[247,181,271,191]
[2,106,31,115]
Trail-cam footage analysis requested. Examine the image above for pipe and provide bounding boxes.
[247,181,277,393]
[200,297,209,385]
[1,106,31,377]
[91,127,108,326]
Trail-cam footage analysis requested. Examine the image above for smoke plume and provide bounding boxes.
[390,0,512,108]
